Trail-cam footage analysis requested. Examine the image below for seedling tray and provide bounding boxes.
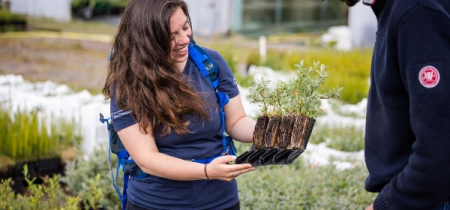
[236,116,315,166]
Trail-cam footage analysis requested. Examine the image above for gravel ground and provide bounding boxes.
[0,37,111,93]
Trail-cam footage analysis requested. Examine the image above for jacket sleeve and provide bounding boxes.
[373,5,450,210]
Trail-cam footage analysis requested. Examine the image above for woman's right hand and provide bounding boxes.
[206,155,256,181]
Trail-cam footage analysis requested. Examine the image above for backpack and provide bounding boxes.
[99,39,237,210]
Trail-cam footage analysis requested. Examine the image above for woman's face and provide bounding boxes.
[169,7,192,69]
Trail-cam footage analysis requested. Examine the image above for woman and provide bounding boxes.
[102,0,256,209]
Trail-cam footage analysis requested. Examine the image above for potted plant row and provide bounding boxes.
[236,61,342,166]
[0,104,81,192]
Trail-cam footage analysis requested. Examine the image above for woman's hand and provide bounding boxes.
[206,155,256,181]
[365,204,374,210]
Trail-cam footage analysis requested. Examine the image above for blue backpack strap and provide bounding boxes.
[100,114,127,210]
[188,41,237,162]
[108,47,114,61]
[100,114,144,210]
[188,41,219,89]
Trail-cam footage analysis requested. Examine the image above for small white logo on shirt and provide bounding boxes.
[419,65,440,88]
[111,110,132,120]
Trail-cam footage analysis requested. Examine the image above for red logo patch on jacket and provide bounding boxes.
[419,65,440,88]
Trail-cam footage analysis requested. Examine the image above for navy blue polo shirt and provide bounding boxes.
[110,48,240,210]
[363,0,450,209]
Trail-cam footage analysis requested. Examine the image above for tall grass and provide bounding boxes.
[0,103,81,164]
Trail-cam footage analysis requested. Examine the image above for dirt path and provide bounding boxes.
[0,34,112,94]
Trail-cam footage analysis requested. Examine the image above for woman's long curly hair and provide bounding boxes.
[103,0,208,136]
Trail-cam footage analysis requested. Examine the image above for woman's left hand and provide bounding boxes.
[205,155,256,181]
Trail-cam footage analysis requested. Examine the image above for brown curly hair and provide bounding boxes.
[103,0,208,136]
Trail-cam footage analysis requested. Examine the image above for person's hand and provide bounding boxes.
[206,155,255,181]
[365,204,374,210]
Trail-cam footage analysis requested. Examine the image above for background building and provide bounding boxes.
[2,0,376,48]
[232,0,347,36]
[3,0,71,22]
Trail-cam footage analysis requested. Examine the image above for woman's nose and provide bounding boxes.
[176,32,190,45]
[180,36,190,45]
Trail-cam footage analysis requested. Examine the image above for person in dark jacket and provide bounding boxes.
[338,0,450,209]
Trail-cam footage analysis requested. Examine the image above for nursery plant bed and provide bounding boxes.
[0,157,65,193]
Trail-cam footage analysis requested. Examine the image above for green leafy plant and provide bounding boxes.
[0,178,15,210]
[0,165,80,210]
[309,124,365,152]
[242,60,342,158]
[62,146,122,210]
[248,60,342,118]
[237,157,376,209]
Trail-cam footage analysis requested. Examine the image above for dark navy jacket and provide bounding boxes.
[363,0,450,209]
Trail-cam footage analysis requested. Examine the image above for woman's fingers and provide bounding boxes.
[222,166,255,181]
[230,166,256,178]
[213,155,237,164]
[208,156,256,181]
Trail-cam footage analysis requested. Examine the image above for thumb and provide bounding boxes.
[214,155,237,164]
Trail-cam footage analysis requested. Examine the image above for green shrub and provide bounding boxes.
[0,9,27,32]
[234,136,374,209]
[0,178,15,210]
[237,157,376,210]
[62,146,122,210]
[309,124,365,152]
[0,165,81,210]
[215,43,239,74]
[0,9,26,23]
[247,60,342,118]
[228,47,372,104]
[246,49,260,68]
[246,49,285,71]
